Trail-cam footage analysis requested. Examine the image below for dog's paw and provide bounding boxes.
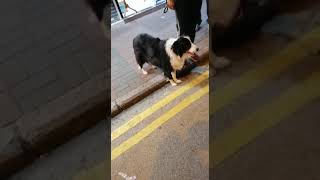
[175,79,182,84]
[170,82,177,86]
[142,69,148,75]
[168,79,177,86]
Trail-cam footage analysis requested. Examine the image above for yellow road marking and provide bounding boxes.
[211,27,320,114]
[112,71,209,141]
[112,85,209,161]
[75,26,320,180]
[75,73,209,180]
[212,70,320,168]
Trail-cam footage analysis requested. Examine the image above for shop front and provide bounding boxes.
[111,0,166,24]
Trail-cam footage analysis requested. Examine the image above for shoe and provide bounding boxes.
[195,23,202,32]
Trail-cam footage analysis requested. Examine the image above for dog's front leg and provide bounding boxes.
[171,71,182,84]
[165,71,177,86]
[168,79,177,86]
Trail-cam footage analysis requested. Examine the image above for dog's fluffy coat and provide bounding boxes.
[133,33,198,86]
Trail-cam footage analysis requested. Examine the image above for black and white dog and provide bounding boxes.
[133,33,199,86]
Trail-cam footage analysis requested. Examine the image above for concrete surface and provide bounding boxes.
[111,0,209,103]
[5,1,320,179]
[8,63,209,180]
[111,37,209,117]
[8,120,108,180]
[0,0,109,177]
[263,4,320,38]
[110,3,209,116]
[211,4,320,178]
[111,82,209,180]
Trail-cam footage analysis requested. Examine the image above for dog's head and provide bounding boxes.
[171,36,199,59]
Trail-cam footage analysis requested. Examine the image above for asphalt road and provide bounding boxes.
[212,25,320,179]
[110,68,209,180]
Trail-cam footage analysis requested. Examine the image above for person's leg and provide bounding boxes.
[206,0,208,21]
[175,11,180,36]
[174,0,198,41]
[175,11,196,41]
[196,0,203,29]
[173,0,200,78]
[179,23,196,42]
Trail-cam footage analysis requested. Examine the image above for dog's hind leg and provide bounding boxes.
[140,67,148,75]
[149,63,157,69]
[134,51,148,75]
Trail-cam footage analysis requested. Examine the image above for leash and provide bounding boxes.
[163,0,169,13]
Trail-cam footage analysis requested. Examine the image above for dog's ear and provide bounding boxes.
[172,37,191,57]
[171,39,184,57]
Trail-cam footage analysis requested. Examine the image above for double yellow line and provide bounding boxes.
[212,27,320,167]
[213,70,320,168]
[112,71,209,160]
[211,26,320,114]
[112,84,209,160]
[112,71,209,141]
[75,26,320,180]
[74,71,209,180]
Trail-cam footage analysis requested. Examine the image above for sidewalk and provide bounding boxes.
[111,2,209,116]
[0,1,108,178]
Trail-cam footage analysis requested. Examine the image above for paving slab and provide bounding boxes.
[0,0,109,177]
[111,1,209,103]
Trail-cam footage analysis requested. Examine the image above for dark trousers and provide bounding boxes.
[206,0,208,18]
[174,0,202,42]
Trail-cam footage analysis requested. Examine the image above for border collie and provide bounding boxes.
[133,33,199,86]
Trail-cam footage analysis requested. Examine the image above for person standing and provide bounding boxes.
[167,0,202,42]
[167,0,231,71]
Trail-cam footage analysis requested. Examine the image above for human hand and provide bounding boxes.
[167,0,174,9]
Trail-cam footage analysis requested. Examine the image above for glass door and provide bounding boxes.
[111,0,166,24]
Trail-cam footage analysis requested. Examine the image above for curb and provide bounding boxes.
[111,38,209,118]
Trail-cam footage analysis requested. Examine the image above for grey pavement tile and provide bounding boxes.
[18,80,66,113]
[111,4,208,101]
[18,26,81,75]
[0,0,67,37]
[53,59,89,90]
[0,15,75,64]
[0,80,7,92]
[12,68,58,99]
[77,51,107,76]
[0,93,22,127]
[0,59,29,88]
